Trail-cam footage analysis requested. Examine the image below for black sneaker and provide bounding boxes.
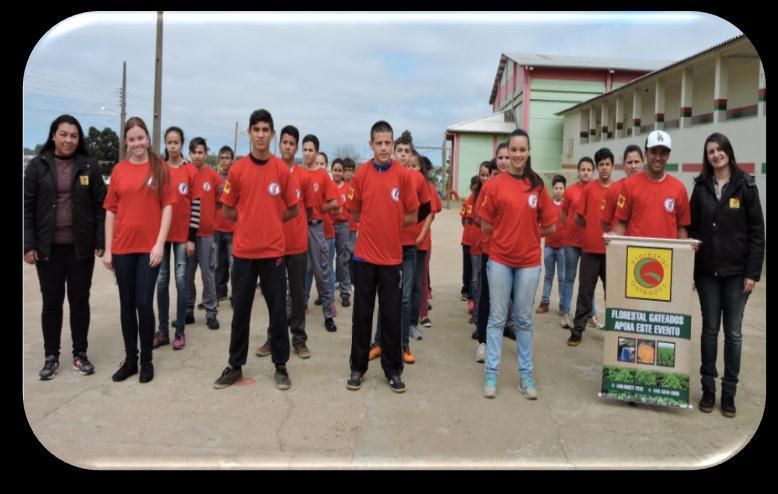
[274,366,292,390]
[721,395,736,418]
[217,294,228,302]
[347,370,363,390]
[72,353,95,375]
[39,355,59,380]
[566,331,582,347]
[471,329,478,340]
[342,297,351,308]
[185,312,195,325]
[314,298,323,306]
[206,315,220,330]
[139,362,154,383]
[112,360,138,382]
[325,318,337,333]
[214,366,242,389]
[699,390,715,413]
[387,373,406,393]
[503,325,516,340]
[197,302,205,311]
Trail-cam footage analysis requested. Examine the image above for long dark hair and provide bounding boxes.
[40,114,89,157]
[124,116,169,201]
[473,160,491,203]
[507,129,543,191]
[701,132,738,179]
[419,155,434,182]
[163,126,185,161]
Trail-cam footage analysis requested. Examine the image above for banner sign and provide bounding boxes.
[601,236,698,409]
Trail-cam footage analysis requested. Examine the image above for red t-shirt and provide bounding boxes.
[461,195,473,247]
[614,172,692,239]
[332,181,351,223]
[214,171,236,233]
[401,170,432,246]
[283,164,313,256]
[544,197,566,249]
[419,181,441,252]
[562,182,585,248]
[576,180,612,254]
[191,165,223,237]
[347,160,420,266]
[305,167,338,222]
[601,177,627,230]
[103,160,177,254]
[478,173,555,268]
[323,214,335,239]
[220,154,298,259]
[474,181,491,256]
[166,163,199,243]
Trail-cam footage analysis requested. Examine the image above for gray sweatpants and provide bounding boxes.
[186,235,217,317]
[307,222,334,319]
[334,221,351,297]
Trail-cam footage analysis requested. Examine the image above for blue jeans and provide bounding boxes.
[375,245,417,349]
[561,246,595,317]
[484,260,541,382]
[696,274,748,397]
[157,242,188,336]
[541,246,565,310]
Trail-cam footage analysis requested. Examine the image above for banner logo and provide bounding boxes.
[626,246,672,302]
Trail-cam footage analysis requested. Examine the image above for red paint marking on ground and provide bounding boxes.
[235,378,255,386]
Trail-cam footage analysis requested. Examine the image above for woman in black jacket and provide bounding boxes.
[24,115,106,380]
[688,132,764,418]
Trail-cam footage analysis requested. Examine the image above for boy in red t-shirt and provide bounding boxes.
[213,109,299,391]
[537,174,567,315]
[568,148,614,346]
[213,145,236,304]
[613,131,691,239]
[346,121,420,393]
[330,158,353,307]
[343,158,358,288]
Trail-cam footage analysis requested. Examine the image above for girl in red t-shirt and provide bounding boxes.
[103,117,176,384]
[478,129,556,400]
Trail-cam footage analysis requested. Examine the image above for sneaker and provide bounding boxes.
[588,315,604,329]
[567,331,582,347]
[314,298,322,306]
[214,366,242,389]
[153,331,170,349]
[325,318,337,333]
[206,315,220,330]
[346,370,363,390]
[467,299,474,314]
[387,373,406,393]
[73,353,95,375]
[139,361,154,383]
[368,345,381,361]
[699,390,715,413]
[428,303,432,311]
[197,302,205,311]
[536,302,549,314]
[483,374,497,398]
[172,332,186,350]
[403,346,416,364]
[274,366,292,390]
[341,297,351,308]
[721,395,736,418]
[39,355,59,380]
[503,325,516,340]
[185,312,195,325]
[409,325,423,341]
[293,342,311,359]
[471,329,478,340]
[560,315,573,329]
[421,318,432,328]
[330,303,337,317]
[519,376,538,400]
[112,360,138,382]
[475,343,486,363]
[256,340,271,357]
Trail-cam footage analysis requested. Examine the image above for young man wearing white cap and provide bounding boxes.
[613,130,691,239]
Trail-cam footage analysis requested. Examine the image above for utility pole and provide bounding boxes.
[233,121,238,156]
[152,11,163,154]
[119,61,127,159]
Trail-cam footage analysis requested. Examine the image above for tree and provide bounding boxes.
[85,126,120,176]
[401,130,413,143]
[205,154,219,169]
[332,144,363,165]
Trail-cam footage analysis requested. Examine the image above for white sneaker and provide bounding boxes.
[560,315,572,329]
[475,343,486,363]
[588,315,604,329]
[409,325,423,341]
[483,374,497,398]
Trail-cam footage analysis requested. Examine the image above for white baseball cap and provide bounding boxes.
[646,130,672,150]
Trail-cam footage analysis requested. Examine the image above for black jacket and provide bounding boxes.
[687,167,764,281]
[24,152,106,261]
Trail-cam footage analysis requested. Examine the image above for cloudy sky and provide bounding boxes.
[23,12,744,167]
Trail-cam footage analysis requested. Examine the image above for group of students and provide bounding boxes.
[24,111,442,394]
[24,113,763,414]
[458,129,763,416]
